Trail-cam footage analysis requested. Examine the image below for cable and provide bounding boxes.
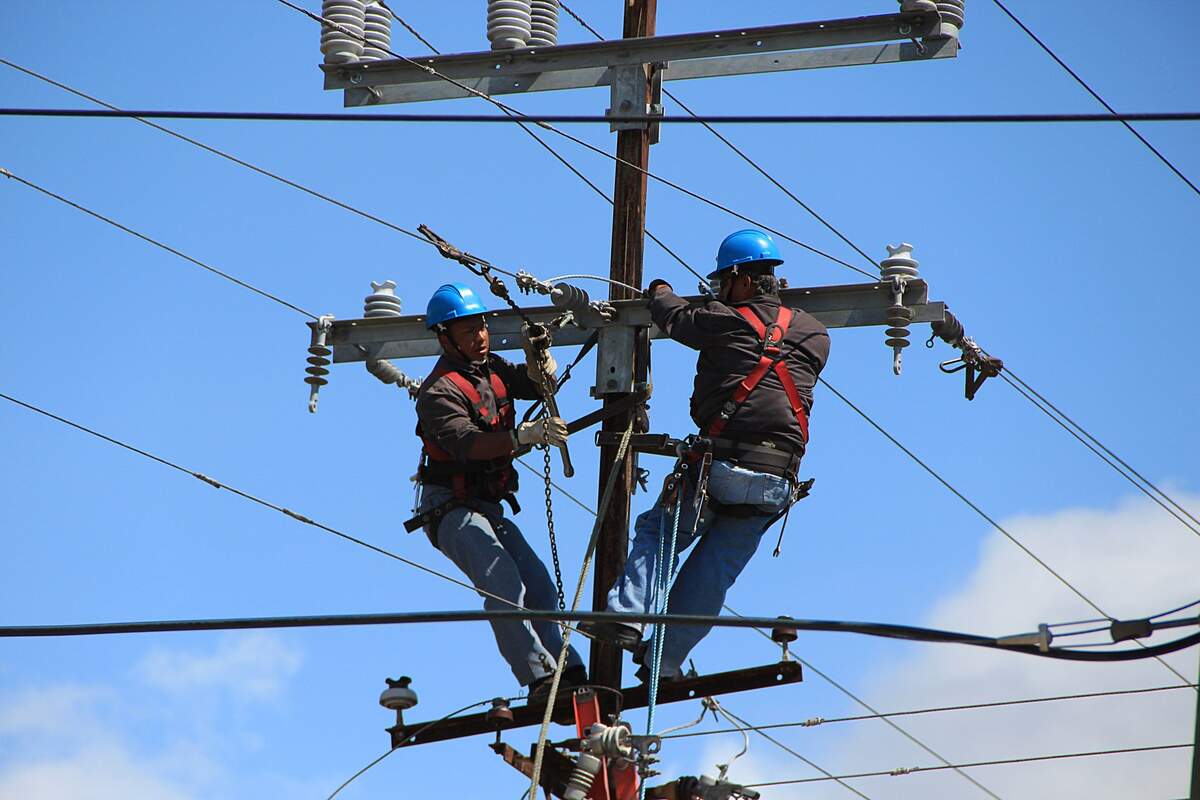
[0,390,540,616]
[723,606,1004,800]
[325,696,506,799]
[745,743,1194,788]
[273,0,866,280]
[377,0,440,55]
[10,108,1200,124]
[544,274,644,294]
[815,376,1195,688]
[0,59,430,251]
[991,0,1200,199]
[663,683,1199,740]
[996,366,1200,537]
[0,168,317,319]
[718,702,873,800]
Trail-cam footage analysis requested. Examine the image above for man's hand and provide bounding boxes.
[514,416,568,448]
[522,337,558,391]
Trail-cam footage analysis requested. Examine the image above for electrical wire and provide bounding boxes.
[722,605,1004,800]
[274,0,866,281]
[544,274,644,294]
[991,0,1200,199]
[325,696,507,799]
[663,684,1199,741]
[718,702,873,800]
[377,0,440,55]
[995,366,1200,537]
[10,108,1199,125]
[0,168,317,319]
[815,376,1195,688]
[744,743,1194,789]
[0,391,540,617]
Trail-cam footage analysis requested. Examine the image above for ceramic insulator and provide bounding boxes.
[488,0,532,50]
[934,0,965,37]
[880,243,920,376]
[321,0,366,64]
[528,0,559,47]
[361,1,392,60]
[364,280,403,317]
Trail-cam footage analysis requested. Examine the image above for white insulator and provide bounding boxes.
[488,0,532,50]
[563,753,602,800]
[528,0,559,47]
[321,0,366,63]
[364,279,403,317]
[880,243,920,282]
[361,1,392,60]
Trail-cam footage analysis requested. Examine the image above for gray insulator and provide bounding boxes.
[321,0,366,63]
[880,244,919,376]
[528,0,559,47]
[933,0,965,38]
[306,316,335,413]
[488,0,532,50]
[563,752,602,800]
[364,279,403,318]
[379,676,419,710]
[550,282,590,313]
[361,1,392,60]
[366,357,405,384]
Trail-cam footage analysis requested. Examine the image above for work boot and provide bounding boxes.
[578,620,642,651]
[527,664,589,706]
[634,663,679,685]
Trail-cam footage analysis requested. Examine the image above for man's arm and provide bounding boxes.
[647,281,734,350]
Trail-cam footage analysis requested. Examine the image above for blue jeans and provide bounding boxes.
[604,460,791,677]
[418,485,584,686]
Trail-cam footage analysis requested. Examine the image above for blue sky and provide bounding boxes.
[1,2,1198,798]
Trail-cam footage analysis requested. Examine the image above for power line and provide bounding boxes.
[745,743,1194,789]
[991,0,1200,199]
[9,108,1200,124]
[0,391,537,615]
[0,59,432,251]
[995,366,1200,537]
[664,684,1199,741]
[717,702,875,800]
[0,167,318,319]
[275,0,872,280]
[816,376,1196,688]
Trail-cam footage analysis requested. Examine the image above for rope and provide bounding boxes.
[528,420,635,800]
[644,482,683,742]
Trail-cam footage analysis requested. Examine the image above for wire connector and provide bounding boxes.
[997,622,1053,652]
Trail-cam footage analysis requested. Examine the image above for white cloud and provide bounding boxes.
[136,632,302,701]
[0,634,304,800]
[691,493,1200,799]
[0,745,194,800]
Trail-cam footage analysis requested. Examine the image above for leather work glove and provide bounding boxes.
[644,279,672,298]
[522,338,558,391]
[513,416,568,448]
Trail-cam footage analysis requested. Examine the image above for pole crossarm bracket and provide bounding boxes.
[322,12,955,106]
[387,660,802,749]
[315,280,945,363]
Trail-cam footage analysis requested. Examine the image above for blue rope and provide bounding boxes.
[641,479,684,799]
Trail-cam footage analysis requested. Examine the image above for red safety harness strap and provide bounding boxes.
[706,305,809,442]
[418,368,516,501]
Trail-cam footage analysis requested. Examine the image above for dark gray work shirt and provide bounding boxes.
[649,289,831,455]
[414,352,540,462]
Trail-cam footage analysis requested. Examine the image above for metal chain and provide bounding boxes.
[540,437,566,611]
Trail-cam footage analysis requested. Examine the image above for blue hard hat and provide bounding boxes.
[710,229,784,280]
[425,282,488,330]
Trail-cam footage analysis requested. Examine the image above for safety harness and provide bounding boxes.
[706,305,810,444]
[406,368,520,538]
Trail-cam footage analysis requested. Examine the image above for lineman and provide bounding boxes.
[406,282,587,699]
[583,230,830,680]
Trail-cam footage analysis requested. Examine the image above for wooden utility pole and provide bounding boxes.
[590,0,657,695]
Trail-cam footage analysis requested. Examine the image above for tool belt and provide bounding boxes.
[706,436,801,479]
[403,488,521,549]
[416,459,520,507]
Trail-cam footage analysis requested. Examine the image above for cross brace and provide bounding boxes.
[319,280,944,363]
[387,660,801,749]
[322,12,955,106]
